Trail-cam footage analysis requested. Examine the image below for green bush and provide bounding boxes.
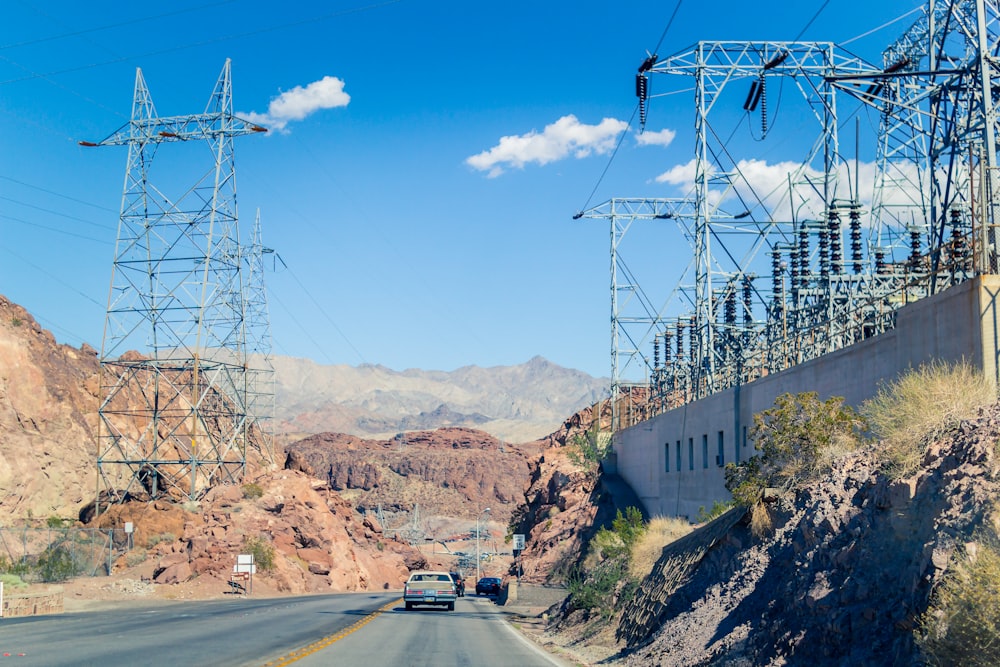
[566,558,627,615]
[241,483,264,500]
[0,572,27,589]
[36,544,82,582]
[125,549,148,568]
[0,555,30,577]
[146,532,176,547]
[863,361,996,480]
[592,507,646,560]
[917,538,1000,666]
[243,535,276,572]
[725,392,866,505]
[567,422,612,473]
[697,500,735,523]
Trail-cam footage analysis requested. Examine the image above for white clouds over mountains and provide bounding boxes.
[242,75,350,132]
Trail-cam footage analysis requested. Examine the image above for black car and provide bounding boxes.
[449,571,465,597]
[475,576,502,596]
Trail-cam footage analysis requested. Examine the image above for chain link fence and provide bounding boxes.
[0,527,128,582]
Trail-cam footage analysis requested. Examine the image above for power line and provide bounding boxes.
[0,0,405,87]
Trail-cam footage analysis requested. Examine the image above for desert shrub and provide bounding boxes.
[749,502,773,537]
[591,507,647,559]
[697,500,735,523]
[725,392,866,506]
[0,555,30,577]
[46,516,69,528]
[125,549,148,567]
[863,361,996,480]
[571,507,648,616]
[0,573,27,589]
[36,544,82,582]
[917,538,1000,666]
[566,422,612,473]
[629,516,693,579]
[566,558,627,615]
[241,483,264,500]
[146,532,176,547]
[243,535,276,572]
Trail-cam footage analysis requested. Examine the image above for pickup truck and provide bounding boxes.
[403,570,458,611]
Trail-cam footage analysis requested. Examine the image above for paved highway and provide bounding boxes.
[0,593,566,667]
[285,595,565,667]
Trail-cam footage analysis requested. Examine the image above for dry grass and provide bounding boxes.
[917,538,1000,666]
[749,502,773,537]
[862,360,996,480]
[628,516,694,579]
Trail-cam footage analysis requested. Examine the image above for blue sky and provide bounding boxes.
[1,0,923,379]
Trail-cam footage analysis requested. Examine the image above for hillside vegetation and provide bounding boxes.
[535,362,1000,666]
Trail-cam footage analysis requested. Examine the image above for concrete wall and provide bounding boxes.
[616,276,1000,520]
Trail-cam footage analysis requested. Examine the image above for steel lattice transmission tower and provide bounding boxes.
[82,60,270,504]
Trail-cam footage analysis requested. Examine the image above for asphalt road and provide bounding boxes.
[0,593,566,667]
[287,595,565,667]
[0,592,395,666]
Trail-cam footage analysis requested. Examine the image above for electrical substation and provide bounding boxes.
[585,1,1000,434]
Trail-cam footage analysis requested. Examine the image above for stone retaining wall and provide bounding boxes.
[2,590,64,618]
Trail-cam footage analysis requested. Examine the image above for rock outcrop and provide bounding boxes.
[94,470,423,594]
[0,295,100,520]
[617,405,1000,666]
[285,427,539,525]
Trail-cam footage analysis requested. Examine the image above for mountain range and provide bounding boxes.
[272,355,609,443]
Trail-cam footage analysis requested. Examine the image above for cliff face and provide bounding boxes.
[0,295,101,520]
[284,427,539,526]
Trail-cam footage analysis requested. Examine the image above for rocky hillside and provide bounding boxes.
[272,355,608,443]
[284,427,541,527]
[0,296,100,520]
[88,469,424,595]
[519,402,1000,666]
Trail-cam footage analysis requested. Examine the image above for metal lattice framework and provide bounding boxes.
[84,60,270,502]
[598,1,1000,431]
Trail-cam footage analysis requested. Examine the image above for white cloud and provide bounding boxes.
[466,114,628,177]
[635,128,676,148]
[241,75,350,132]
[653,157,928,225]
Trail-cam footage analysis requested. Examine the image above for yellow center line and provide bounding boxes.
[261,598,401,666]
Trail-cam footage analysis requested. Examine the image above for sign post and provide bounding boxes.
[512,534,525,582]
[235,554,256,595]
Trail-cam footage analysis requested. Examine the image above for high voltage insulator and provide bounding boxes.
[636,74,649,127]
[798,227,810,289]
[742,275,754,346]
[850,205,863,274]
[772,250,783,300]
[664,330,673,364]
[828,209,843,275]
[819,225,830,277]
[875,247,887,275]
[909,228,922,268]
[759,75,768,135]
